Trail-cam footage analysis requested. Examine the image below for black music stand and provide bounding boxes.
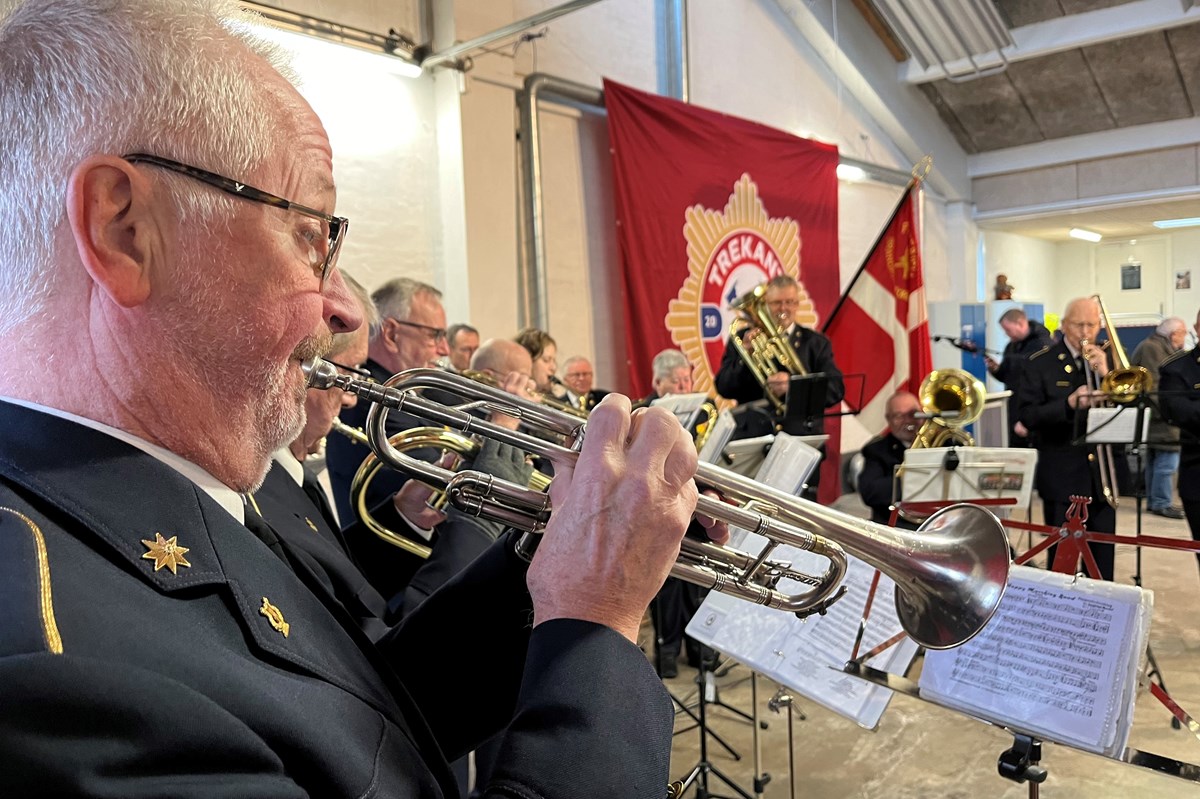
[671,659,756,799]
[1073,394,1179,727]
[780,373,828,436]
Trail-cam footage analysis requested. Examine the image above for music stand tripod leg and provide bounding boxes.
[673,665,755,799]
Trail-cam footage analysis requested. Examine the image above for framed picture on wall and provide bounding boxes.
[1121,262,1142,291]
[1178,270,1192,290]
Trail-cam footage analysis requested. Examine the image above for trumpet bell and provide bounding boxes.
[892,503,1010,650]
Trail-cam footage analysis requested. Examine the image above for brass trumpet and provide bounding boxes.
[305,360,1011,650]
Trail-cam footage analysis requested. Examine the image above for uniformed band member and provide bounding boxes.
[0,2,727,795]
[561,355,609,412]
[446,322,480,372]
[984,307,1053,447]
[1155,308,1200,574]
[1016,297,1116,580]
[714,274,845,430]
[857,391,922,530]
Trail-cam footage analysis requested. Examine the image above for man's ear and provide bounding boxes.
[65,155,157,308]
[379,317,401,353]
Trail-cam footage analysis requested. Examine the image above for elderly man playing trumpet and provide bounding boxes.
[0,1,724,795]
[1017,296,1116,580]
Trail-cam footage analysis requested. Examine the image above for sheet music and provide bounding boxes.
[697,411,736,464]
[686,442,918,729]
[919,566,1152,756]
[1084,406,1151,445]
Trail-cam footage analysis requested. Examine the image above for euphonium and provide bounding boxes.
[729,282,807,413]
[912,368,986,449]
[305,360,1012,649]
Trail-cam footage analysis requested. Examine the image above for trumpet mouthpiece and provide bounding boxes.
[302,358,340,389]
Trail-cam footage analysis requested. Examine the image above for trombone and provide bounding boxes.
[305,359,1011,650]
[1079,295,1154,508]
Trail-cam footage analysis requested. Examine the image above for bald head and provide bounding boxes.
[1061,297,1101,351]
[885,391,921,444]
[471,338,533,378]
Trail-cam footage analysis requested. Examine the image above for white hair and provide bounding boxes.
[652,349,689,381]
[1157,316,1186,337]
[0,0,294,333]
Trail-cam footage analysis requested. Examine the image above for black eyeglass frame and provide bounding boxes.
[326,359,373,380]
[122,153,348,288]
[388,317,448,344]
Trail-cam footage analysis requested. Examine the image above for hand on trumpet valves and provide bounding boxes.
[742,326,763,355]
[392,478,449,531]
[525,395,724,644]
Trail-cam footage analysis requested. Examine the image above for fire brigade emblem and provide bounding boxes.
[665,173,816,396]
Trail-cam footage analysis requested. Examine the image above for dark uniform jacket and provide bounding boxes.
[1130,332,1182,450]
[992,319,1053,436]
[0,403,673,798]
[857,433,918,529]
[253,458,391,639]
[1157,347,1200,502]
[1016,340,1110,502]
[714,326,845,422]
[325,357,437,526]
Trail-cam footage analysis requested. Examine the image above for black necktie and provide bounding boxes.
[243,496,297,571]
[301,470,339,532]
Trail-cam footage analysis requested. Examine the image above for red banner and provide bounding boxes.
[604,79,840,401]
[822,184,931,437]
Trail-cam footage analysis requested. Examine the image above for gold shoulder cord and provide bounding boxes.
[0,506,63,654]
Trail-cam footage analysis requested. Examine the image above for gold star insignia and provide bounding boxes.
[140,532,192,574]
[259,597,290,637]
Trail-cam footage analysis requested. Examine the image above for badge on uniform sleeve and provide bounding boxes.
[259,597,290,637]
[141,532,192,574]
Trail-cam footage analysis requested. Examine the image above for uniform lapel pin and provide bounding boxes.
[141,532,192,574]
[259,597,290,637]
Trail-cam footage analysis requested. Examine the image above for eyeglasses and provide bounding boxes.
[123,153,348,289]
[390,318,447,344]
[327,359,373,380]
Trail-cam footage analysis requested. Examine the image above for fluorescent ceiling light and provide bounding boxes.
[1152,217,1200,230]
[1069,228,1102,243]
[836,164,867,182]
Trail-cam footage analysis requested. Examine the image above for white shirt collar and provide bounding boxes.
[0,397,245,525]
[272,447,305,487]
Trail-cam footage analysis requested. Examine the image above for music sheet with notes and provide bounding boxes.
[686,435,918,729]
[919,566,1152,757]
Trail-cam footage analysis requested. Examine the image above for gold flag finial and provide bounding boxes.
[911,155,933,182]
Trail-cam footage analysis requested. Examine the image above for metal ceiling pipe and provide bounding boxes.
[661,0,689,102]
[517,74,605,330]
[422,0,608,70]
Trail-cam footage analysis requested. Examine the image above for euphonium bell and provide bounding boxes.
[912,368,986,448]
[306,360,1011,649]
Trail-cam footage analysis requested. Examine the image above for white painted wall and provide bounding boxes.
[259,0,978,397]
[978,231,1058,311]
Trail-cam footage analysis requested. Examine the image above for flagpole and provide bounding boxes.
[820,177,918,333]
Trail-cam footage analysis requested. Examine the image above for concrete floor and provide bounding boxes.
[644,496,1200,798]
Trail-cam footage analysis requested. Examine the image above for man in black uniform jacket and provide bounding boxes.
[325,275,451,525]
[1155,307,1200,575]
[1017,297,1116,580]
[714,274,845,496]
[0,2,727,795]
[985,307,1053,447]
[858,391,922,530]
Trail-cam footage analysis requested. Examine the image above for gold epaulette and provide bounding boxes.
[1028,345,1052,360]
